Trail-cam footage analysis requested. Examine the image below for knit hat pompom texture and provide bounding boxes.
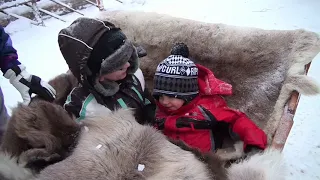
[153,43,199,102]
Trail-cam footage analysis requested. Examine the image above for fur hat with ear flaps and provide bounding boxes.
[58,17,139,97]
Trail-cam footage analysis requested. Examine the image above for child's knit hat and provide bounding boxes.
[153,43,199,102]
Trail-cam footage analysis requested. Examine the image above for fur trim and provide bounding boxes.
[0,152,34,180]
[129,46,139,74]
[94,40,139,96]
[93,79,120,96]
[100,40,139,75]
[227,148,286,180]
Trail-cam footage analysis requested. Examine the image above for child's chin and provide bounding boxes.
[121,73,127,79]
[167,107,177,111]
[118,73,127,80]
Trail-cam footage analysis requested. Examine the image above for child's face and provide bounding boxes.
[159,95,185,111]
[99,62,130,82]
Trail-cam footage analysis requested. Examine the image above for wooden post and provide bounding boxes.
[83,0,99,8]
[271,61,312,150]
[48,0,84,16]
[0,0,33,10]
[0,9,40,26]
[25,3,67,22]
[96,0,105,11]
[271,91,299,151]
[30,0,45,26]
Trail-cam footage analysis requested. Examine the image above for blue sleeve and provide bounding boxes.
[0,26,21,74]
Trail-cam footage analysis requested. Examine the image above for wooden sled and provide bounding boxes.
[98,10,320,159]
[1,10,319,168]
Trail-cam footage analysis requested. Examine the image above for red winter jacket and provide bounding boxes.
[155,64,267,152]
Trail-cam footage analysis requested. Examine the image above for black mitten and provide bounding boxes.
[244,145,263,154]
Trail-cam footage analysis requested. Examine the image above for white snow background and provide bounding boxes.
[1,0,320,179]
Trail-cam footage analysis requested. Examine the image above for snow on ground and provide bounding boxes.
[1,0,320,179]
[0,6,100,114]
[0,0,69,19]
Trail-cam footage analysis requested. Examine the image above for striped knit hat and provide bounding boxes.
[153,43,199,102]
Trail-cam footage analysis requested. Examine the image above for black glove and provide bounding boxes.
[142,103,156,125]
[154,118,165,130]
[244,145,263,154]
[176,117,212,129]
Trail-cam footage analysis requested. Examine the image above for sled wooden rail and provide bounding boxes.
[271,62,312,151]
[49,0,84,15]
[0,0,44,26]
[1,0,123,26]
[88,0,123,11]
[0,0,90,25]
[0,0,34,9]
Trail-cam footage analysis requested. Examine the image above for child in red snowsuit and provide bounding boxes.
[153,43,267,153]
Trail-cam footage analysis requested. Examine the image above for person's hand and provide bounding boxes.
[4,64,56,105]
[154,118,165,130]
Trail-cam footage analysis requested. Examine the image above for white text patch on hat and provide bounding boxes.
[157,64,198,76]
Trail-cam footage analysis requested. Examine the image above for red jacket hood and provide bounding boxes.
[156,64,232,114]
[197,64,232,96]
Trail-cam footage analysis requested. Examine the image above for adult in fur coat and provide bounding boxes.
[0,107,286,180]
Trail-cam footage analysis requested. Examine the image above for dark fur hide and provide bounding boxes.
[169,139,228,180]
[0,71,80,172]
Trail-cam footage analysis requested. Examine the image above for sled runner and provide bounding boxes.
[271,62,313,150]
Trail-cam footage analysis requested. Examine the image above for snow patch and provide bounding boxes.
[4,17,34,34]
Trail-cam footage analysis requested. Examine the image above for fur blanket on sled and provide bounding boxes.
[97,10,320,157]
[0,71,79,172]
[0,106,286,180]
[0,71,284,180]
